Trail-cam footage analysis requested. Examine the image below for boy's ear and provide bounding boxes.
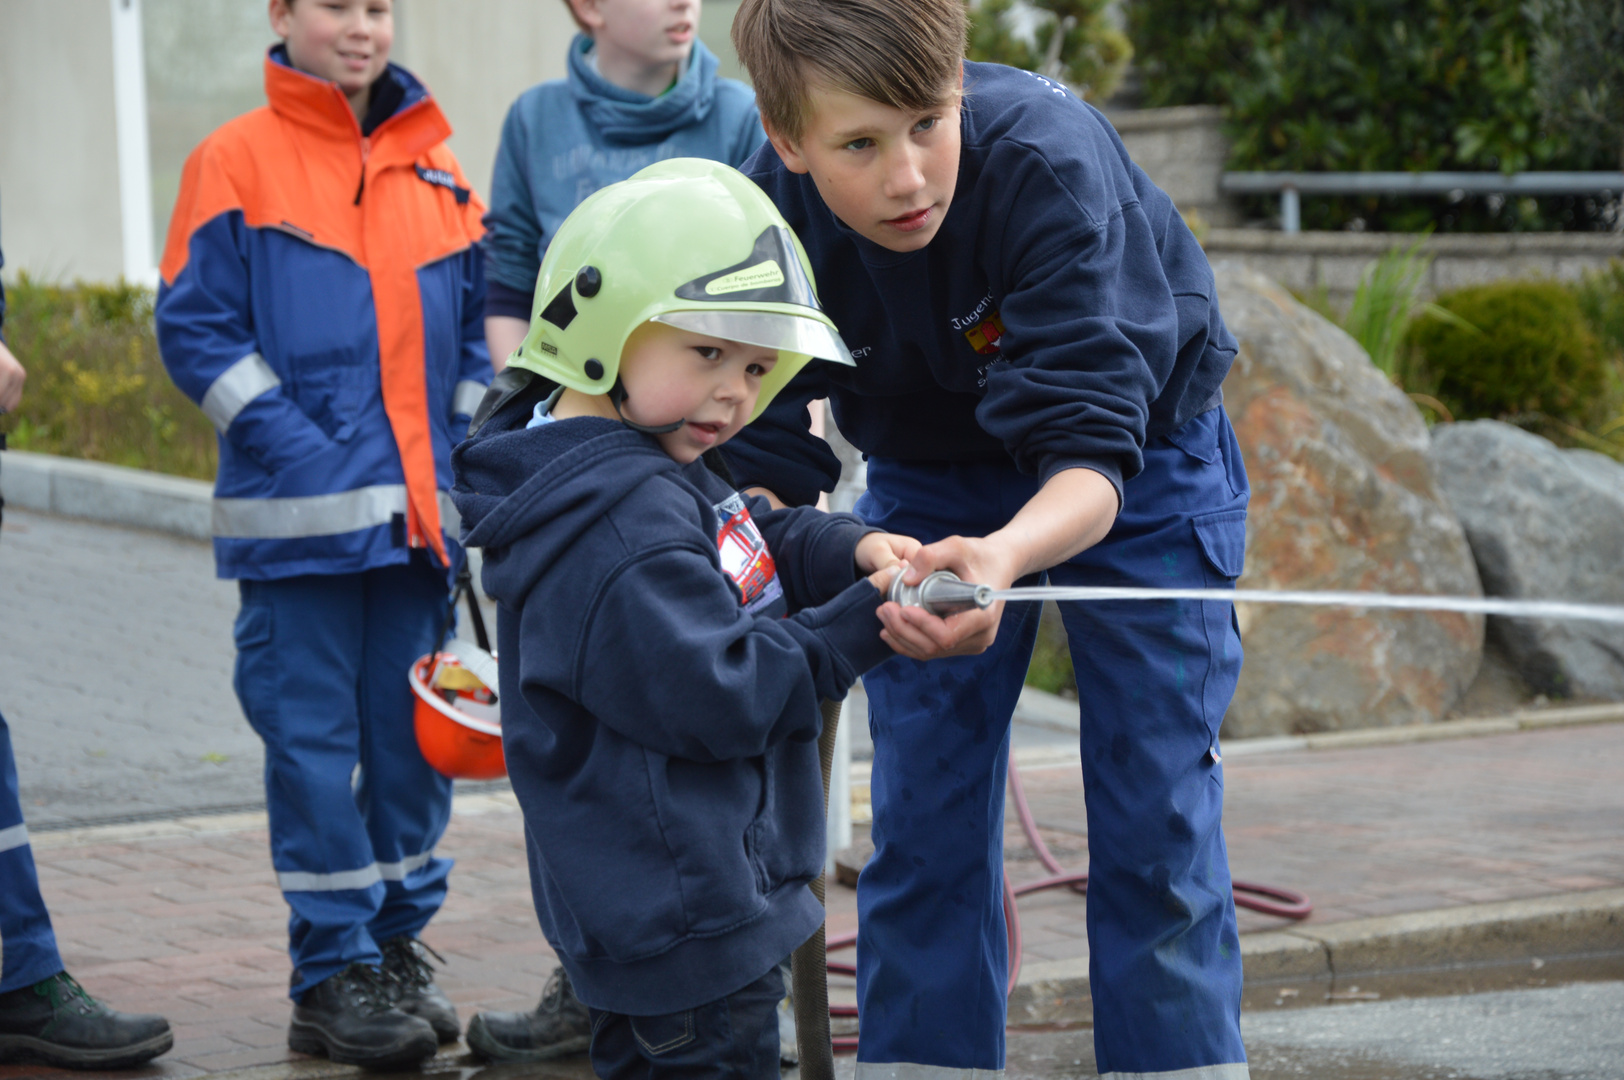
[566,0,606,34]
[761,118,810,176]
[268,0,292,38]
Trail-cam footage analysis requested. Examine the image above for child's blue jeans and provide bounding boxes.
[588,964,783,1079]
[854,406,1252,1079]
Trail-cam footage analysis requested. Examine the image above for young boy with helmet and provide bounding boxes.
[451,157,913,1077]
[154,0,488,1069]
[725,1,1254,1077]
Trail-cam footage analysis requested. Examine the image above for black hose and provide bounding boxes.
[790,698,841,1080]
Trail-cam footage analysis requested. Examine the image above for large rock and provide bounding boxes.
[1428,421,1624,701]
[1214,264,1485,737]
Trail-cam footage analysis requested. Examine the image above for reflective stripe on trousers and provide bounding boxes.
[277,850,437,893]
[0,822,28,854]
[854,1065,1252,1080]
[213,486,461,540]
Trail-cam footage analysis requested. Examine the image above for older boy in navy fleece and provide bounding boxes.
[725,1,1254,1078]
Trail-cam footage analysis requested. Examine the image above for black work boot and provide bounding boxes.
[379,936,461,1043]
[288,963,439,1070]
[465,965,591,1063]
[0,970,173,1070]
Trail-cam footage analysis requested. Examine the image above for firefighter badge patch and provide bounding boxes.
[713,493,785,613]
[964,311,1006,356]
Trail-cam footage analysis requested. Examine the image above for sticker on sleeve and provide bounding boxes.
[713,492,785,613]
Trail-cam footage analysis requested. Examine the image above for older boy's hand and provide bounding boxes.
[875,536,1021,659]
[855,531,921,575]
[0,340,25,414]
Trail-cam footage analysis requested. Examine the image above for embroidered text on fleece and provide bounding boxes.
[451,393,892,1015]
[723,62,1238,508]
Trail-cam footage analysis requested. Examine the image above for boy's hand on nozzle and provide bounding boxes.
[866,560,905,594]
[876,535,1020,661]
[855,531,921,576]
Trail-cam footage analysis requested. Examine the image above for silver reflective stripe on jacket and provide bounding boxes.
[0,822,29,854]
[201,352,281,433]
[277,850,436,893]
[453,379,487,418]
[213,485,462,541]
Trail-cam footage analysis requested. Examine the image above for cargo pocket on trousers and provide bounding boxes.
[1191,509,1247,767]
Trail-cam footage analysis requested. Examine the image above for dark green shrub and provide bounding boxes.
[0,276,217,479]
[1408,281,1608,426]
[968,0,1132,102]
[1125,0,1617,231]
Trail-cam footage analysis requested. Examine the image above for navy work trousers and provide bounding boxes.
[0,708,63,994]
[587,964,783,1080]
[853,407,1251,1079]
[232,557,454,999]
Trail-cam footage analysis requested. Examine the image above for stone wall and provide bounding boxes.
[1203,230,1624,309]
[1107,105,1240,226]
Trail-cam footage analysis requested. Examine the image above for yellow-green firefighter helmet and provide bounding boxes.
[508,158,853,422]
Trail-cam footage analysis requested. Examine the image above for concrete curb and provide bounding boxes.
[1009,887,1624,1025]
[1,448,211,541]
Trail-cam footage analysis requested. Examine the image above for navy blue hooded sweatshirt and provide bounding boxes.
[723,62,1238,508]
[452,390,892,1014]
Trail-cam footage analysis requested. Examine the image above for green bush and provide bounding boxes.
[968,0,1132,102]
[1407,280,1609,428]
[1125,0,1617,232]
[0,276,217,480]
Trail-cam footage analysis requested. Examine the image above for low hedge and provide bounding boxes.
[1408,281,1610,423]
[0,277,217,480]
[1125,0,1616,232]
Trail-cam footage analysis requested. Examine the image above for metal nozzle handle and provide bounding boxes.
[887,570,995,617]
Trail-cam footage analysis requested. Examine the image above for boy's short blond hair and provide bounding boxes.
[732,0,967,142]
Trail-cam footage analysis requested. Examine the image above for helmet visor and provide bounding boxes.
[651,310,856,366]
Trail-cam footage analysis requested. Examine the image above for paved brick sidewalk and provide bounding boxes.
[1001,722,1624,964]
[7,724,1622,1079]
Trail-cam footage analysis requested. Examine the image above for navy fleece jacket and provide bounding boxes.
[724,62,1238,508]
[451,392,891,1014]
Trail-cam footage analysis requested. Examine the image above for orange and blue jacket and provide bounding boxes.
[156,49,490,581]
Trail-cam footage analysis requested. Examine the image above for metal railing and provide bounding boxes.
[1219,172,1624,233]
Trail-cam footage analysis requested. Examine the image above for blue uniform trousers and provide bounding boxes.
[853,407,1251,1079]
[1,708,64,994]
[232,557,454,999]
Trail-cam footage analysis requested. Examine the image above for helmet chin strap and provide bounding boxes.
[608,378,685,435]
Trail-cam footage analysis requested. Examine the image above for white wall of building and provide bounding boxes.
[1,0,751,286]
[0,0,127,283]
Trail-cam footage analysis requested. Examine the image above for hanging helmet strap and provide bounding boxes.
[608,377,685,435]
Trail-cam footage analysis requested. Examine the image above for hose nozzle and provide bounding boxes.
[887,570,994,617]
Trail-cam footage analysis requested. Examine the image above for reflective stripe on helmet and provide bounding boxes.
[201,352,281,433]
[651,310,856,366]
